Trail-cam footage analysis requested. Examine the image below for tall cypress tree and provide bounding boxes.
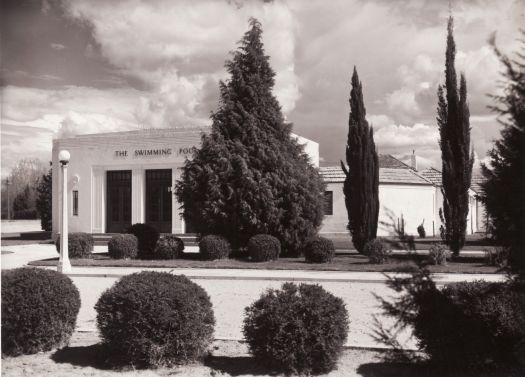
[341,67,379,253]
[36,167,52,231]
[175,19,324,255]
[437,16,474,256]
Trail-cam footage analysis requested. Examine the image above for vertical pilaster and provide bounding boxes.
[92,168,105,233]
[132,169,145,224]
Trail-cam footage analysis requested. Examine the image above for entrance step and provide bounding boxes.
[91,233,199,246]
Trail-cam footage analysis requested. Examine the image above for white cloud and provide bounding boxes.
[50,42,66,50]
[375,123,439,149]
[64,0,301,116]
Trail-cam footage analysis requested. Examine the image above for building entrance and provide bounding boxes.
[106,170,132,233]
[146,169,172,233]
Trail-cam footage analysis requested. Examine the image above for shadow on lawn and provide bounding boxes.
[357,362,523,377]
[204,355,279,376]
[51,343,115,370]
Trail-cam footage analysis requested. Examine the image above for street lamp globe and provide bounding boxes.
[58,150,70,165]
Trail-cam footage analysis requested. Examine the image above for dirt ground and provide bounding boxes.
[0,331,400,377]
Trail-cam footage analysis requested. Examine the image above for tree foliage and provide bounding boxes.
[36,167,52,231]
[437,16,474,256]
[341,67,379,253]
[175,18,324,255]
[481,31,525,276]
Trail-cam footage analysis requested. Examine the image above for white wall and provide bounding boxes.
[320,183,436,237]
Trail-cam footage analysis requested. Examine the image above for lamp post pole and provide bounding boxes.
[58,150,71,273]
[6,178,10,220]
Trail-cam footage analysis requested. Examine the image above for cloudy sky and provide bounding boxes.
[1,0,523,176]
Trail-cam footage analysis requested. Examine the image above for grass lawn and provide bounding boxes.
[28,251,501,274]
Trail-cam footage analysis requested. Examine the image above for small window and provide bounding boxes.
[73,190,79,216]
[323,191,333,215]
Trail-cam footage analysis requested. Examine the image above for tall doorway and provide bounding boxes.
[106,170,132,233]
[146,169,172,233]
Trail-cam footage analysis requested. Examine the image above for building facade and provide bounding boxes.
[51,128,318,235]
[52,128,480,238]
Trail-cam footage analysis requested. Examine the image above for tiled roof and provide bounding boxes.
[378,154,411,169]
[471,174,486,194]
[320,166,432,185]
[420,167,442,185]
[321,154,411,169]
[420,167,487,194]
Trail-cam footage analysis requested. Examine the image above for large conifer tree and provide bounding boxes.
[342,67,379,254]
[481,32,525,276]
[175,19,324,255]
[437,16,474,256]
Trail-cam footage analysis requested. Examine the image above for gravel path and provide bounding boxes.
[1,331,392,377]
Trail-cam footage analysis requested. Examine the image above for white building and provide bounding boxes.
[51,128,318,235]
[52,128,479,238]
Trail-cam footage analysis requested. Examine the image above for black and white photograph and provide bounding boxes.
[1,0,524,375]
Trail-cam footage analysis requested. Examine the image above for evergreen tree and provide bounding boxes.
[36,167,52,231]
[175,19,324,255]
[481,32,525,276]
[341,67,379,254]
[436,16,474,256]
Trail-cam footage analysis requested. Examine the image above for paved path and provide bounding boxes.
[1,243,506,350]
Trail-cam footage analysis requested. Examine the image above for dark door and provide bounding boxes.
[146,169,172,233]
[106,170,132,233]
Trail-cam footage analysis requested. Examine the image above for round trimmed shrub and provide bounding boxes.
[247,234,281,262]
[428,243,449,265]
[199,235,231,260]
[1,268,80,356]
[154,235,184,260]
[412,281,525,372]
[243,282,349,375]
[304,236,335,263]
[96,272,215,367]
[108,234,138,259]
[364,238,391,264]
[55,232,94,258]
[126,223,160,259]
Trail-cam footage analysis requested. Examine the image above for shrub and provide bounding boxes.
[199,235,231,260]
[154,235,184,260]
[428,243,449,265]
[1,268,80,356]
[247,234,281,262]
[126,223,160,259]
[243,283,349,375]
[55,232,94,258]
[413,280,525,372]
[108,234,138,259]
[96,272,215,367]
[304,236,335,263]
[484,247,509,267]
[363,238,391,264]
[417,222,426,238]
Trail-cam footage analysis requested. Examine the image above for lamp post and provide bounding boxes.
[58,150,71,273]
[6,178,10,220]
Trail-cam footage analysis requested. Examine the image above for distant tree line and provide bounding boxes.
[2,158,52,231]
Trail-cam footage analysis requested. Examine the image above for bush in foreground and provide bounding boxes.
[428,243,449,265]
[108,234,138,259]
[96,272,215,367]
[154,235,184,260]
[199,235,231,260]
[363,238,391,264]
[304,236,335,263]
[55,232,94,258]
[243,282,349,375]
[378,269,525,373]
[247,234,281,262]
[126,223,160,259]
[1,268,80,356]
